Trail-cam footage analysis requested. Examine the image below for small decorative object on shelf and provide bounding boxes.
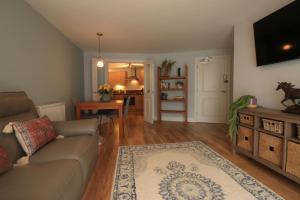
[174,96,184,100]
[276,82,300,114]
[247,97,257,108]
[161,81,171,89]
[98,84,113,102]
[161,93,168,100]
[161,59,176,76]
[177,67,181,77]
[175,81,184,89]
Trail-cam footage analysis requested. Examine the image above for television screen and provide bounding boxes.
[253,1,300,66]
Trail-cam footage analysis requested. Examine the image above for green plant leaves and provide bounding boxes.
[228,95,255,139]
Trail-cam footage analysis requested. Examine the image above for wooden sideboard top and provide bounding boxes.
[239,107,300,122]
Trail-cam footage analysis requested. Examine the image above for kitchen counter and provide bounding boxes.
[113,90,143,95]
[113,91,143,111]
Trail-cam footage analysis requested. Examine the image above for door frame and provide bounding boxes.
[91,58,155,122]
[194,55,232,123]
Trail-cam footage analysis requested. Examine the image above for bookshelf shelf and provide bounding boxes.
[157,64,188,123]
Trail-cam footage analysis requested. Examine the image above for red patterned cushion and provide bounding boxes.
[0,146,13,174]
[13,116,58,156]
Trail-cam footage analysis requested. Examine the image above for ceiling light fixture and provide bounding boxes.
[131,63,144,66]
[96,32,104,68]
[199,56,212,63]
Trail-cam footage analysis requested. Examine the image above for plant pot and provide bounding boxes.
[100,94,112,102]
[162,65,169,76]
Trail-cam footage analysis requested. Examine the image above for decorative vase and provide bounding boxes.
[162,65,169,76]
[177,68,181,76]
[100,94,112,102]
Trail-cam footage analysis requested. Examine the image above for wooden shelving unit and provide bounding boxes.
[157,64,188,123]
[233,107,300,184]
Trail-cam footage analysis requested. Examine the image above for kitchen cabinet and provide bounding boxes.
[113,92,143,111]
[108,71,127,86]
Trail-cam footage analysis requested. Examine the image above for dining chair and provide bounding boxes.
[105,96,131,132]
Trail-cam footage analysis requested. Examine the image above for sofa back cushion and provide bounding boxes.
[0,92,33,118]
[0,145,13,174]
[0,92,39,162]
[13,116,58,156]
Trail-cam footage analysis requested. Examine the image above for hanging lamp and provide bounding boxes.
[96,33,104,68]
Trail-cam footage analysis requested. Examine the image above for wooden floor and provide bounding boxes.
[82,112,300,200]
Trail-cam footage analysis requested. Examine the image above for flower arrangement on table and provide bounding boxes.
[97,84,113,102]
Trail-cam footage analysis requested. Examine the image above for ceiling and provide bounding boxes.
[25,0,293,53]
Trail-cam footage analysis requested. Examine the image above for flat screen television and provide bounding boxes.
[253,1,300,66]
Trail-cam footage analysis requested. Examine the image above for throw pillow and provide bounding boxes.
[2,122,14,134]
[0,146,13,174]
[14,156,30,167]
[12,116,58,156]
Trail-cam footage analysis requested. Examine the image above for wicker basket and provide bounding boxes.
[239,114,254,126]
[262,118,284,134]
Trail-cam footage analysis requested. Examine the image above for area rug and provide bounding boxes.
[111,141,282,200]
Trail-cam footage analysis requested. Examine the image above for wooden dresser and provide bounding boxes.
[233,107,300,184]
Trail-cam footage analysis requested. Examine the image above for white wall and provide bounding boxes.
[84,50,232,121]
[233,14,300,110]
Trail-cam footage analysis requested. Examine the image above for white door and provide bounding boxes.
[144,63,154,124]
[196,56,230,123]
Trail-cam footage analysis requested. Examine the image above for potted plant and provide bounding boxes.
[228,95,255,139]
[161,59,176,76]
[98,84,113,102]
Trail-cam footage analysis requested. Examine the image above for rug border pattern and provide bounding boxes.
[111,141,283,200]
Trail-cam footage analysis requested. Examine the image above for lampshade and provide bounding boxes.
[96,32,104,68]
[97,58,104,68]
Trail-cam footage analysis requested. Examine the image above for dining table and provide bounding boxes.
[75,100,124,136]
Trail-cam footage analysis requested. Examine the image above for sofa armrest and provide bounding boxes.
[53,119,99,137]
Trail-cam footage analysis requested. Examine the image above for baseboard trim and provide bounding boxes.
[153,116,196,122]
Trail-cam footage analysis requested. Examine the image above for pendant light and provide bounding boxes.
[96,32,104,68]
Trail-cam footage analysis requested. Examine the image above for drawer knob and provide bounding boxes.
[269,146,275,152]
[244,136,249,141]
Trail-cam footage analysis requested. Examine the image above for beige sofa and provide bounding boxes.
[0,92,99,200]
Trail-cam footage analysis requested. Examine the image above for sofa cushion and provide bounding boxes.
[0,112,38,163]
[0,146,12,174]
[0,92,32,118]
[12,116,57,156]
[0,160,83,200]
[30,135,98,182]
[53,119,99,137]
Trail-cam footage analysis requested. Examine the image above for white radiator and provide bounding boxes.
[36,102,66,121]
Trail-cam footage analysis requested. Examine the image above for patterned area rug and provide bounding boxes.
[111,142,282,200]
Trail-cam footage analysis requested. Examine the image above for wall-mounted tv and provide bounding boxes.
[253,1,300,66]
